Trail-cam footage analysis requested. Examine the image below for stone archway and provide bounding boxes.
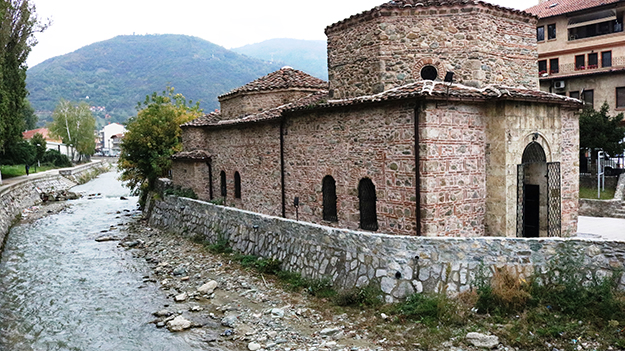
[517,141,561,237]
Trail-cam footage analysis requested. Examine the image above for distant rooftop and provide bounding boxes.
[525,0,622,19]
[218,67,327,99]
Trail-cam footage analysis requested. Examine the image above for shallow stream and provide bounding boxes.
[0,171,222,350]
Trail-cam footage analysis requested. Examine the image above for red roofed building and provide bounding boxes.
[171,1,582,241]
[525,0,625,116]
[22,128,73,157]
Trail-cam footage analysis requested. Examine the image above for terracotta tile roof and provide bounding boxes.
[171,150,212,161]
[525,0,622,19]
[181,110,222,127]
[326,0,534,33]
[218,67,328,99]
[288,81,582,111]
[22,128,62,143]
[185,92,329,128]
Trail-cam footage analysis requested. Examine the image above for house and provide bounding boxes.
[99,123,127,154]
[171,0,582,238]
[525,0,625,116]
[22,128,73,157]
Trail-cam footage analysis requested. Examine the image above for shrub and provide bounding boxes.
[42,149,72,167]
[475,267,531,315]
[164,185,197,199]
[334,283,383,308]
[395,292,464,327]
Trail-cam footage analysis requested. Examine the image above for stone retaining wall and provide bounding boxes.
[150,195,625,303]
[0,161,107,251]
[579,173,625,217]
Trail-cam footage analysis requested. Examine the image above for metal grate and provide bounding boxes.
[322,176,338,222]
[547,162,561,237]
[521,141,546,164]
[358,178,378,231]
[516,164,525,237]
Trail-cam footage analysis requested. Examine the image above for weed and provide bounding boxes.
[209,198,224,205]
[207,237,233,254]
[475,267,531,315]
[334,283,383,308]
[164,185,198,199]
[394,292,464,327]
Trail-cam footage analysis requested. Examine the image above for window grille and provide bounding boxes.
[322,175,338,222]
[358,178,378,231]
[220,171,227,198]
[234,171,241,199]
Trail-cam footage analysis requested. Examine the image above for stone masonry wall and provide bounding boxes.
[150,195,625,303]
[283,102,417,235]
[419,102,487,237]
[326,4,538,99]
[200,123,282,217]
[220,90,321,120]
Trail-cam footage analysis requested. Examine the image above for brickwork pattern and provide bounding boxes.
[283,102,418,235]
[326,5,538,99]
[419,102,487,236]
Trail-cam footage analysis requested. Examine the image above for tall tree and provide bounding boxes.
[21,98,37,129]
[29,131,45,162]
[579,102,625,159]
[48,99,96,161]
[119,87,201,202]
[0,0,47,157]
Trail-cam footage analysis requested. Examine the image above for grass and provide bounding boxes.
[579,185,616,199]
[187,232,625,350]
[0,164,57,178]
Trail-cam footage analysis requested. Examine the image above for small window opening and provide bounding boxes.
[420,65,438,81]
[322,175,338,222]
[549,58,559,74]
[537,26,545,41]
[358,178,378,231]
[616,87,625,108]
[602,51,612,67]
[547,23,556,39]
[587,53,598,69]
[575,55,585,70]
[234,171,241,199]
[220,171,227,198]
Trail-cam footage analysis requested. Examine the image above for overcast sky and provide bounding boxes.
[27,0,540,68]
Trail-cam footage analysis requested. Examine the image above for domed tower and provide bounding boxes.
[325,0,538,99]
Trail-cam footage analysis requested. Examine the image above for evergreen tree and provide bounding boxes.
[579,102,625,159]
[0,0,47,159]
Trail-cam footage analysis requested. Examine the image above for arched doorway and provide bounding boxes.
[358,178,378,231]
[517,141,561,237]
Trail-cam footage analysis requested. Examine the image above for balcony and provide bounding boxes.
[539,56,625,78]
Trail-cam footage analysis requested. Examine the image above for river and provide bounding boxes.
[0,171,223,351]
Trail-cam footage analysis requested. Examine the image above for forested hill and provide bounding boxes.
[232,39,327,81]
[26,34,282,127]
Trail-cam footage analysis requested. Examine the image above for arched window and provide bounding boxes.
[234,171,241,199]
[322,175,337,222]
[220,171,227,198]
[358,178,378,231]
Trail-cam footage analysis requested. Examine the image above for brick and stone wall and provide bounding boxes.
[326,3,538,99]
[220,90,321,120]
[174,123,283,217]
[283,102,418,235]
[150,195,625,303]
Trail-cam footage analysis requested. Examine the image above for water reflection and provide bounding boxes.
[0,171,223,351]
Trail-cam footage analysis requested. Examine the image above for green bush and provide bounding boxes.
[395,293,463,327]
[42,149,72,167]
[334,283,383,308]
[164,185,198,199]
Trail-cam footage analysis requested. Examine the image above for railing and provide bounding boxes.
[539,56,625,77]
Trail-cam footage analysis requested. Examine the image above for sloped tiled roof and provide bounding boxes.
[181,110,222,127]
[290,81,581,111]
[171,150,211,161]
[525,0,622,19]
[187,92,329,128]
[218,67,328,99]
[326,0,534,32]
[22,128,62,142]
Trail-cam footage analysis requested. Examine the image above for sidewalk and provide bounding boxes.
[575,215,625,241]
[0,160,104,192]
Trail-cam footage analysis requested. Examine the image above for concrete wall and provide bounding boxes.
[149,195,625,303]
[0,162,107,252]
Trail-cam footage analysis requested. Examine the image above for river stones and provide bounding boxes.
[197,280,218,294]
[166,315,192,332]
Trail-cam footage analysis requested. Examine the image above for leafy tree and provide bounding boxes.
[0,0,47,157]
[48,99,96,161]
[579,102,625,159]
[21,98,37,129]
[119,87,202,202]
[29,131,45,163]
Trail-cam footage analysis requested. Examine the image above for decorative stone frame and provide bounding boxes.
[519,131,553,163]
[413,58,444,81]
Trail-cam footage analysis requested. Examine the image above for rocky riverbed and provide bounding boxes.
[110,210,526,351]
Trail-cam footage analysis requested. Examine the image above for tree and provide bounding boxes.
[29,131,45,163]
[48,99,96,161]
[119,87,201,202]
[579,102,625,159]
[0,0,47,157]
[21,98,37,130]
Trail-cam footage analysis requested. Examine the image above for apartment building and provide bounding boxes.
[526,0,625,116]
